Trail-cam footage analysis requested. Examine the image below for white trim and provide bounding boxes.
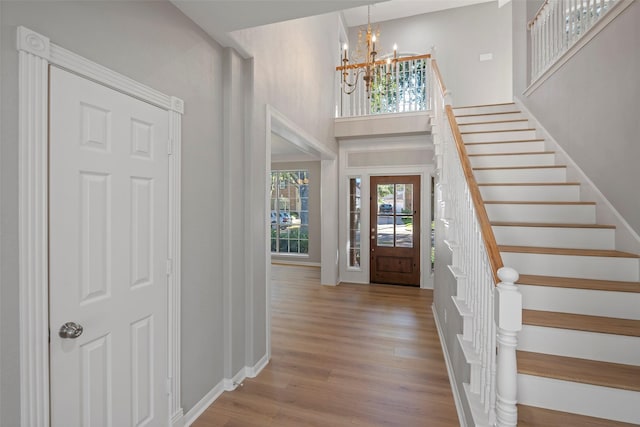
[513,97,640,255]
[432,304,467,427]
[181,355,270,426]
[524,0,633,96]
[271,259,321,268]
[17,26,183,426]
[181,381,226,427]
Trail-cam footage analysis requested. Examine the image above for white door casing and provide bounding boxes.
[17,27,183,426]
[49,66,168,426]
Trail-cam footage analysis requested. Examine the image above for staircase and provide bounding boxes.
[453,102,640,426]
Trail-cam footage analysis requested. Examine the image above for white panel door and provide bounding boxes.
[49,66,169,427]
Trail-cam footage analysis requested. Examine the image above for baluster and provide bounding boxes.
[495,267,522,427]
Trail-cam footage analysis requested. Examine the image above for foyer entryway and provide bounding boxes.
[370,175,421,286]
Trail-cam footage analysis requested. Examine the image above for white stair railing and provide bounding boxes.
[529,0,619,80]
[431,56,522,427]
[336,54,430,118]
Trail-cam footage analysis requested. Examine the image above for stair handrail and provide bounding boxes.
[431,57,522,427]
[445,105,504,283]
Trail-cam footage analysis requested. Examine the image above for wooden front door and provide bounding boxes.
[370,176,421,286]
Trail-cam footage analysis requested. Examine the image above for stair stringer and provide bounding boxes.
[513,97,640,259]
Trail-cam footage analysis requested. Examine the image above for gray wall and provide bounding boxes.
[0,0,227,421]
[271,161,322,264]
[512,0,640,235]
[230,13,343,359]
[350,1,513,107]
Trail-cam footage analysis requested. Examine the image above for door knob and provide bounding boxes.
[59,322,84,339]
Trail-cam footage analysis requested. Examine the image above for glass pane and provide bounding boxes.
[396,216,413,248]
[348,177,361,268]
[269,169,310,254]
[377,215,394,247]
[396,183,414,215]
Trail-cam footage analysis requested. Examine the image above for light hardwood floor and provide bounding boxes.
[193,264,460,427]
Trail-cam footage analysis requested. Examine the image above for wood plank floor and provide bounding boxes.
[192,265,460,427]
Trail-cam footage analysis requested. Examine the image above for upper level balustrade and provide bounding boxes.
[336,54,431,118]
[529,0,619,81]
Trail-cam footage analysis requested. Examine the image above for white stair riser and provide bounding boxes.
[456,112,525,124]
[501,252,639,282]
[486,204,596,224]
[520,285,640,319]
[465,140,545,155]
[518,325,640,365]
[493,225,615,250]
[473,167,567,183]
[462,130,538,143]
[457,120,530,132]
[518,374,640,424]
[454,104,518,115]
[469,153,555,168]
[480,185,580,202]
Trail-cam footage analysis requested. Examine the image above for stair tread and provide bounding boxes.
[522,309,640,337]
[485,201,595,205]
[455,110,522,118]
[492,221,614,228]
[458,118,528,126]
[499,245,640,258]
[473,165,566,170]
[479,182,579,186]
[464,139,545,145]
[518,404,639,427]
[461,128,536,134]
[517,350,640,390]
[468,150,554,157]
[465,139,544,145]
[518,274,640,293]
[453,102,515,109]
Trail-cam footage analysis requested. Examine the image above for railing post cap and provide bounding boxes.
[498,267,519,284]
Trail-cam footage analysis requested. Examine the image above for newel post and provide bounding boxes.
[494,267,522,427]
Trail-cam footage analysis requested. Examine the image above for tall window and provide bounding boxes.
[348,177,361,268]
[270,170,309,255]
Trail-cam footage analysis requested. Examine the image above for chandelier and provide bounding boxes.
[337,5,398,98]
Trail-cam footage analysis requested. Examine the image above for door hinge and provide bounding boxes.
[166,377,172,395]
[166,259,173,276]
[167,138,173,155]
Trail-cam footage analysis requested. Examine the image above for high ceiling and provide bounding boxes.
[170,0,501,158]
[342,0,495,27]
[171,1,498,50]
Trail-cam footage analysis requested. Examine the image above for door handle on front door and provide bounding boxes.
[59,322,84,339]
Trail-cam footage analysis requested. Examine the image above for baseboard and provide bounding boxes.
[246,352,270,378]
[181,380,226,427]
[514,96,640,256]
[180,355,271,426]
[432,303,468,427]
[271,259,321,268]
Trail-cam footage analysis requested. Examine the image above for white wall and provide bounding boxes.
[0,1,230,422]
[512,0,640,236]
[349,1,513,107]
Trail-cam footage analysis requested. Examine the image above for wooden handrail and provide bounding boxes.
[431,59,446,94]
[528,0,550,28]
[336,53,430,72]
[445,105,504,284]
